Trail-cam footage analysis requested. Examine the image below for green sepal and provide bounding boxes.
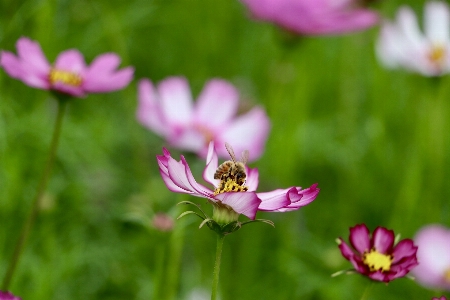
[177,210,206,221]
[177,200,210,219]
[241,218,275,228]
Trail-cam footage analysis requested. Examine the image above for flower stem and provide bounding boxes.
[360,281,374,300]
[2,99,67,290]
[211,234,225,300]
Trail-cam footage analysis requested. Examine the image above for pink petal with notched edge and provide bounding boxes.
[215,192,261,220]
[257,188,292,211]
[278,184,320,211]
[391,239,418,264]
[194,79,239,131]
[157,77,194,128]
[16,37,51,76]
[372,227,395,253]
[218,106,270,161]
[137,79,168,136]
[349,224,370,254]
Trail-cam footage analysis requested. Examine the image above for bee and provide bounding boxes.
[214,143,249,186]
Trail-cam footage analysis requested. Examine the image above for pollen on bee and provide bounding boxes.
[214,178,248,196]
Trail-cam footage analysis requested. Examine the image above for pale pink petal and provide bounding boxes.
[215,192,261,220]
[372,227,395,253]
[169,128,205,154]
[217,106,270,162]
[424,1,450,44]
[86,53,121,73]
[396,7,427,51]
[136,79,168,136]
[180,156,214,197]
[16,37,51,75]
[157,77,193,127]
[83,66,134,93]
[194,79,239,130]
[53,49,87,74]
[349,224,370,254]
[257,188,292,211]
[280,184,319,210]
[245,166,259,192]
[203,142,220,187]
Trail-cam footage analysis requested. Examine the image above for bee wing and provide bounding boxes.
[240,150,249,165]
[225,142,237,163]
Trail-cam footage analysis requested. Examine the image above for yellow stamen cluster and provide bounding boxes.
[363,248,393,272]
[49,69,82,86]
[444,268,450,283]
[429,45,446,65]
[214,178,248,196]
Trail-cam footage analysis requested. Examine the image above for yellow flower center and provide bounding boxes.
[49,69,82,86]
[428,45,446,65]
[194,124,214,146]
[214,178,248,196]
[444,268,450,283]
[363,249,393,272]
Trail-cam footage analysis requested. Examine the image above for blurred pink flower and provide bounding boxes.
[432,297,447,300]
[412,225,450,291]
[338,224,418,282]
[157,142,318,221]
[377,1,450,76]
[0,37,134,97]
[240,0,379,35]
[137,77,270,162]
[0,291,21,300]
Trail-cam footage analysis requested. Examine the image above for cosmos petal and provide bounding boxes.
[215,192,261,220]
[349,224,370,254]
[372,226,395,253]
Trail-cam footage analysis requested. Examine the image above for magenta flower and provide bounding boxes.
[377,2,450,76]
[240,0,379,36]
[412,225,450,291]
[157,142,318,231]
[432,297,448,300]
[0,37,134,97]
[137,77,270,162]
[337,224,418,282]
[0,291,21,300]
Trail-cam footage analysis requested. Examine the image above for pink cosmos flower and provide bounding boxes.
[137,77,270,162]
[432,297,447,300]
[240,0,379,36]
[0,37,134,97]
[157,142,319,222]
[412,225,450,291]
[338,224,418,282]
[0,291,21,300]
[377,1,450,76]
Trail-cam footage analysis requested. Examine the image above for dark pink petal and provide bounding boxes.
[215,191,261,220]
[392,239,418,264]
[0,291,21,300]
[256,188,292,211]
[136,79,168,136]
[349,224,370,254]
[16,37,51,75]
[372,227,395,253]
[218,107,270,162]
[194,79,239,131]
[338,238,356,260]
[348,256,367,274]
[54,49,87,74]
[203,142,219,187]
[157,77,193,127]
[368,270,389,282]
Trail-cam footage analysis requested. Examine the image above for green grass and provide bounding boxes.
[1,0,449,299]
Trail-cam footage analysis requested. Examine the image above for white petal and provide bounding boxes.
[424,1,450,44]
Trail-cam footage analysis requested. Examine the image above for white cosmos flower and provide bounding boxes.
[376,1,450,76]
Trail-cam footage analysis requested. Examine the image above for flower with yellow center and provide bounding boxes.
[337,224,418,282]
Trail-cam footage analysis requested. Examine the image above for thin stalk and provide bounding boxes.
[211,234,225,300]
[360,281,374,300]
[2,99,67,290]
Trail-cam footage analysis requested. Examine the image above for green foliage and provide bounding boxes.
[1,0,449,299]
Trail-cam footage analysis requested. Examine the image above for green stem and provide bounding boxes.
[211,234,225,300]
[360,281,374,300]
[2,99,67,290]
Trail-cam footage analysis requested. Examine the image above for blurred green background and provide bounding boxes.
[1,0,449,299]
